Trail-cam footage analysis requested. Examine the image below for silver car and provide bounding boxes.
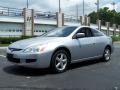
[7,26,113,73]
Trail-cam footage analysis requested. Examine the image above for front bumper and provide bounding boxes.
[6,49,52,68]
[7,53,37,63]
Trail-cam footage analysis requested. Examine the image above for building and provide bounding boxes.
[0,7,80,37]
[0,7,119,37]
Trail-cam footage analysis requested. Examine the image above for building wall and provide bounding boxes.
[0,22,57,37]
[34,24,57,36]
[0,22,23,37]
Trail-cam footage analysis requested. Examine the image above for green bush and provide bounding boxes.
[112,36,120,42]
[0,36,33,44]
[21,36,33,39]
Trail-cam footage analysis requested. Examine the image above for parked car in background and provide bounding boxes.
[7,26,113,73]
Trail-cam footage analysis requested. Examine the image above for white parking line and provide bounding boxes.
[0,55,6,58]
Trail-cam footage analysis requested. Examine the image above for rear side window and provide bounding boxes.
[92,29,104,37]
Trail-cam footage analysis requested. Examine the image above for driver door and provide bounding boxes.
[75,27,96,60]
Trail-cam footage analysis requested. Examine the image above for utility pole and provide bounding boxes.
[76,4,79,22]
[27,0,29,8]
[83,0,85,16]
[95,0,99,20]
[111,2,116,10]
[111,2,116,24]
[59,0,61,13]
[97,0,99,20]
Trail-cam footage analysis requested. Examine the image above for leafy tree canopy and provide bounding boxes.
[88,7,120,26]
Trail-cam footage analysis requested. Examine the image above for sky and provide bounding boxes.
[0,0,120,16]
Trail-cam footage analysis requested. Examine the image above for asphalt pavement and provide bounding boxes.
[0,43,120,90]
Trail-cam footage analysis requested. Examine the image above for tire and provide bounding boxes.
[102,47,111,62]
[50,50,70,73]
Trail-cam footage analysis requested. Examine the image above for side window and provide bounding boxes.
[85,28,93,37]
[77,28,86,33]
[92,29,104,37]
[77,28,86,37]
[77,27,93,37]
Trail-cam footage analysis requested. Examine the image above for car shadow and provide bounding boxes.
[3,65,51,76]
[3,59,104,76]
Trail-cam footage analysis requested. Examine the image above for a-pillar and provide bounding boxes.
[23,8,34,36]
[56,12,64,27]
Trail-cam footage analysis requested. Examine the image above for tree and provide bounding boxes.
[88,7,120,26]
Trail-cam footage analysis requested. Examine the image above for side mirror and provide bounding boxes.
[76,33,85,38]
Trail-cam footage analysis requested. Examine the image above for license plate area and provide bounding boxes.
[7,53,13,58]
[7,53,20,63]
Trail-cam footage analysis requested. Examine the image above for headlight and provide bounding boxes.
[23,44,47,53]
[23,47,39,53]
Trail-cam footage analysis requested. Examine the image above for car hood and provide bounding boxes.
[9,37,65,49]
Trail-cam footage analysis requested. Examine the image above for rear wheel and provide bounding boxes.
[102,47,111,61]
[50,50,70,73]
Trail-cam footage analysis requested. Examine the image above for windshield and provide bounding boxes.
[42,26,77,37]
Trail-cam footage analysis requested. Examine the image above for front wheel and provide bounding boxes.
[50,50,70,73]
[102,47,111,61]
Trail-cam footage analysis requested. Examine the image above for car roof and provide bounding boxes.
[64,25,93,28]
[62,26,99,31]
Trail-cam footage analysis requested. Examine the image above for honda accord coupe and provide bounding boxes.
[7,26,113,73]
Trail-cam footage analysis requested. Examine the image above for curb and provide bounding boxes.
[0,47,7,49]
[114,41,120,44]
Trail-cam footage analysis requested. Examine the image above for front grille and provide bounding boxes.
[7,53,20,63]
[9,48,22,52]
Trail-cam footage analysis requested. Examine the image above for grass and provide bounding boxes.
[0,44,9,47]
[112,36,120,42]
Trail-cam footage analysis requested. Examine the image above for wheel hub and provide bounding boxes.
[104,49,111,61]
[55,53,67,71]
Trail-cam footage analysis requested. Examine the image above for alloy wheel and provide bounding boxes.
[104,48,111,61]
[55,53,68,71]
